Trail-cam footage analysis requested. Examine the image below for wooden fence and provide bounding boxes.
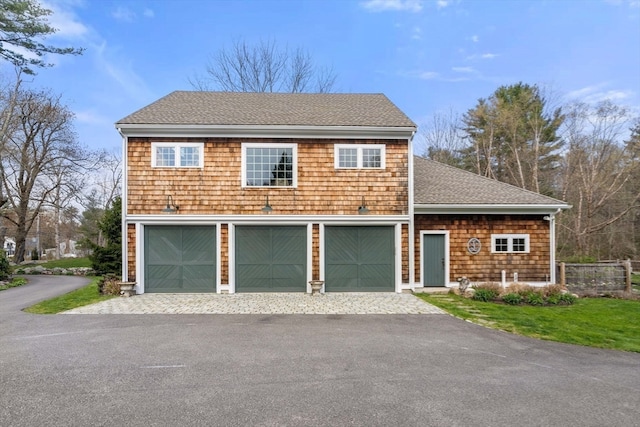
[557,261,632,294]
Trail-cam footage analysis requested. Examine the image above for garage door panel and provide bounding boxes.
[235,226,306,292]
[237,264,271,281]
[325,226,394,292]
[325,264,358,291]
[325,231,358,263]
[360,229,394,263]
[147,228,182,263]
[144,226,216,293]
[236,228,270,264]
[182,228,216,263]
[182,265,216,290]
[146,266,181,292]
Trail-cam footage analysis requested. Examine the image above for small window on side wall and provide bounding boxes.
[151,142,204,168]
[491,234,530,253]
[335,144,385,169]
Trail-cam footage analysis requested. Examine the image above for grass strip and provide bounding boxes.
[417,293,640,352]
[0,277,28,291]
[24,277,115,314]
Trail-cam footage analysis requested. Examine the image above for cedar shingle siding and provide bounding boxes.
[415,214,551,284]
[127,138,408,216]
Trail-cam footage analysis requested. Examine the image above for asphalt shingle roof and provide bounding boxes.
[116,91,416,128]
[413,156,567,206]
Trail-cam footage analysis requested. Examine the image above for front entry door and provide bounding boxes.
[423,233,446,287]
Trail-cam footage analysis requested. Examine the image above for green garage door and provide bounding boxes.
[235,226,307,292]
[325,226,395,292]
[144,226,216,293]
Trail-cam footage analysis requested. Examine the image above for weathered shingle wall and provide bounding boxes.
[126,137,409,215]
[415,214,551,284]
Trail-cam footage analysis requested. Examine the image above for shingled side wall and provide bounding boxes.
[414,214,551,284]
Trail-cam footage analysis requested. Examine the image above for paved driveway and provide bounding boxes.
[1,276,639,427]
[63,292,445,314]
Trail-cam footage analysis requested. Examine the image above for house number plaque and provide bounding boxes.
[467,238,481,254]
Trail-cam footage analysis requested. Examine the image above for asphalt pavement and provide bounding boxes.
[1,275,639,426]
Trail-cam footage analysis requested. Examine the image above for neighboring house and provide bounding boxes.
[116,91,569,295]
[3,237,15,257]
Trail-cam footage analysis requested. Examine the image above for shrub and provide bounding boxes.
[472,283,502,302]
[89,244,121,275]
[0,254,10,280]
[98,274,121,296]
[543,284,565,298]
[547,293,561,305]
[31,248,39,261]
[502,293,523,305]
[508,283,536,296]
[524,291,545,306]
[559,292,577,305]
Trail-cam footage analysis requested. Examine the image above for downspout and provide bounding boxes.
[117,128,128,283]
[547,208,561,284]
[408,130,416,290]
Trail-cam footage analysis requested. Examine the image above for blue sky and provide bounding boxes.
[8,0,639,153]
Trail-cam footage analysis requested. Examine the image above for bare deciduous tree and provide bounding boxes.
[0,88,86,262]
[557,101,640,258]
[190,39,337,93]
[416,108,465,167]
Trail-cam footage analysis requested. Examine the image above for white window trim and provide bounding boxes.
[151,142,204,168]
[241,142,298,188]
[491,234,530,253]
[334,144,386,169]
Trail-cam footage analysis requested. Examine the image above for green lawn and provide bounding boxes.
[36,257,92,269]
[24,277,114,314]
[417,293,640,352]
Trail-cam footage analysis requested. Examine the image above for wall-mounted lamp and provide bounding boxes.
[261,195,273,214]
[358,196,370,215]
[161,195,179,214]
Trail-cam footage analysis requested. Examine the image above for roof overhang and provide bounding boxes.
[116,124,417,140]
[414,203,571,215]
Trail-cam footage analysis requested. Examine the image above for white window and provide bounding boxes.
[335,144,385,169]
[151,142,203,168]
[491,234,530,253]
[242,143,297,187]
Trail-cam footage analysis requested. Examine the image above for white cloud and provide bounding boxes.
[452,66,475,73]
[41,1,89,39]
[143,8,155,18]
[470,34,479,42]
[412,26,422,40]
[93,41,155,104]
[565,84,635,104]
[112,6,136,22]
[605,0,640,7]
[360,0,423,13]
[436,0,450,9]
[466,52,499,60]
[74,109,111,126]
[418,71,439,79]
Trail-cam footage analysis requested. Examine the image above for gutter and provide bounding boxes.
[115,124,417,140]
[414,203,571,215]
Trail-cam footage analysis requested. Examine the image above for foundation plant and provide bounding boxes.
[464,282,577,305]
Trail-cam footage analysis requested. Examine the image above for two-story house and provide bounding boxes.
[116,91,569,295]
[116,92,416,294]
